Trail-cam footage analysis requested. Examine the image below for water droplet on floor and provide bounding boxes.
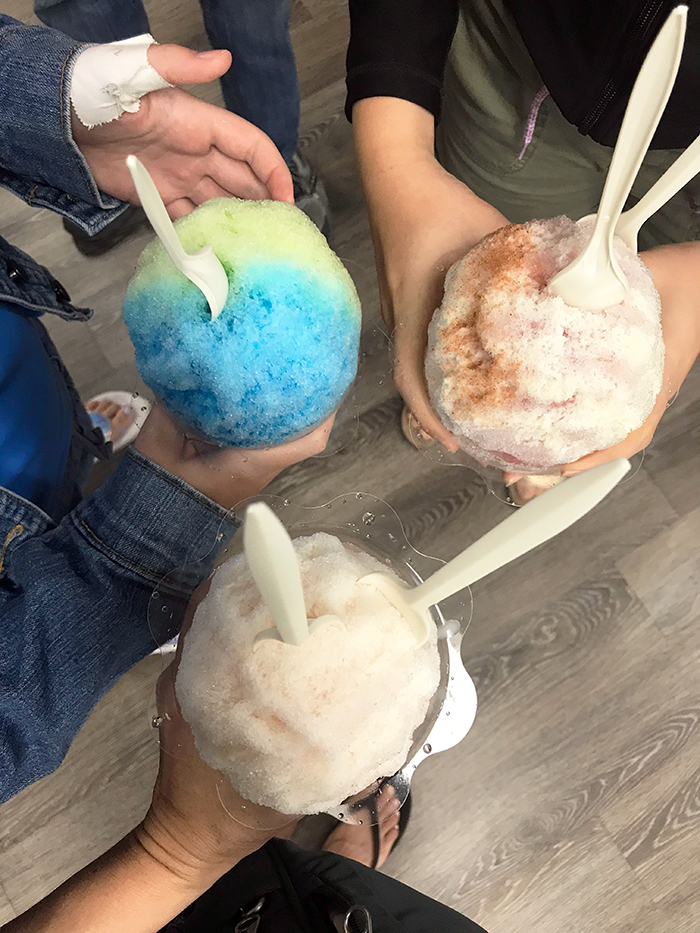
[326,503,332,508]
[151,716,164,729]
[423,743,432,754]
[388,533,396,541]
[283,499,290,506]
[338,812,344,819]
[362,512,375,525]
[355,493,363,499]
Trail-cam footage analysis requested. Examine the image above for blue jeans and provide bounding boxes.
[34,0,300,163]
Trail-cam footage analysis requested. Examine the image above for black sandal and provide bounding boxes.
[368,789,412,868]
[322,788,413,870]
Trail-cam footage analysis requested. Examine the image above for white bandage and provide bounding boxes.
[70,34,172,128]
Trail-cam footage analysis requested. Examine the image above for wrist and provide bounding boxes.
[131,819,231,895]
[132,406,282,510]
[136,796,269,892]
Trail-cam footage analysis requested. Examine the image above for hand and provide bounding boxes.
[136,585,287,884]
[560,242,700,475]
[353,98,508,450]
[133,402,335,510]
[3,588,287,933]
[503,242,700,493]
[72,44,293,216]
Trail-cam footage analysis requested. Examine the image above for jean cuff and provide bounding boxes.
[0,20,129,233]
[71,448,239,595]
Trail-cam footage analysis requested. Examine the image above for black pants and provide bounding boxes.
[161,840,488,933]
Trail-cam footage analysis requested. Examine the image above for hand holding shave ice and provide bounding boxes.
[175,459,629,816]
[426,215,664,472]
[426,8,690,475]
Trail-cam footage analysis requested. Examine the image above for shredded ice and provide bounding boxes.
[426,216,664,471]
[123,199,361,447]
[176,533,440,815]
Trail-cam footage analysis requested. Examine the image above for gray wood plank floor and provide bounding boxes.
[1,1,699,930]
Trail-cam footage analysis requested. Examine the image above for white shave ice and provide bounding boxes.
[426,216,665,471]
[176,533,440,815]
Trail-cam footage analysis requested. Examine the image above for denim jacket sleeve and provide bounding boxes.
[0,14,128,233]
[0,448,239,804]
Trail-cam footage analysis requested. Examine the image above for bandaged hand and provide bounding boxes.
[70,37,293,214]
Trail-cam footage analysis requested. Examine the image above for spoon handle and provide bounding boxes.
[126,155,188,266]
[243,503,310,646]
[616,131,700,252]
[588,8,687,247]
[408,459,630,613]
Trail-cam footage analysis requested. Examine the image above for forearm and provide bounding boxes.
[0,450,239,803]
[353,97,436,179]
[4,826,237,933]
[352,97,504,269]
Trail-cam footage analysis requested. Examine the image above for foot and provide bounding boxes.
[86,398,137,447]
[322,787,401,869]
[289,150,331,237]
[64,205,148,257]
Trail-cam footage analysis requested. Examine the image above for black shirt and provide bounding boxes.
[346,0,699,149]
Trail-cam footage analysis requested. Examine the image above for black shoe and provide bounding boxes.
[289,149,331,238]
[63,204,148,257]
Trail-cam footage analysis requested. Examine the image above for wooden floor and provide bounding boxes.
[2,1,700,930]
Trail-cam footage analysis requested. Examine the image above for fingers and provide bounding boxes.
[248,413,337,470]
[189,171,266,205]
[205,149,274,200]
[147,44,232,86]
[167,197,198,219]
[211,111,294,203]
[392,327,459,452]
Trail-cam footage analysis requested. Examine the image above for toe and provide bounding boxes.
[110,406,136,445]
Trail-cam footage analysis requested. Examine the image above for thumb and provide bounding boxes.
[147,43,232,86]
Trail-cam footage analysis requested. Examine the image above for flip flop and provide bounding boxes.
[322,787,412,870]
[368,787,412,869]
[88,390,151,452]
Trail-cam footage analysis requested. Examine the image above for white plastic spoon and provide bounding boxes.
[549,7,687,309]
[360,458,631,647]
[245,502,342,647]
[615,131,700,252]
[126,154,229,319]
